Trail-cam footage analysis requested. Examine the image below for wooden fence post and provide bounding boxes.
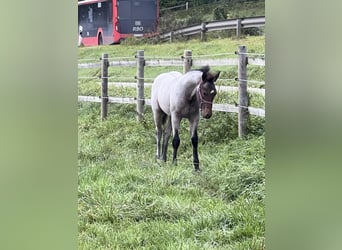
[236,18,241,38]
[136,50,145,121]
[238,45,249,137]
[101,53,109,120]
[183,50,192,73]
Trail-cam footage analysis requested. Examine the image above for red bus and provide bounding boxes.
[78,0,159,46]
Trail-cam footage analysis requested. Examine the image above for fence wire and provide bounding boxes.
[236,52,265,58]
[78,58,100,62]
[192,52,237,58]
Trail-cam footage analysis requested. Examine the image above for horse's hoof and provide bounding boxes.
[194,162,200,171]
[193,168,201,174]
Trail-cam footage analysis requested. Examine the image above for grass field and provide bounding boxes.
[78,36,265,249]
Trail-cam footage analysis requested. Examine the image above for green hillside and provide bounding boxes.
[159,0,265,36]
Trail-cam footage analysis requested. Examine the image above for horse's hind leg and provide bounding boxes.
[161,116,172,162]
[153,110,165,160]
[156,125,162,160]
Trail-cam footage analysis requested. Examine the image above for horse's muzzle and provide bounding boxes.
[201,109,212,119]
[201,104,213,119]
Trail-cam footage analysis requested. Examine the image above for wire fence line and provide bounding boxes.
[84,81,265,96]
[236,52,265,57]
[78,51,265,68]
[78,51,263,63]
[78,76,265,86]
[78,58,265,69]
[78,58,101,62]
[192,52,237,58]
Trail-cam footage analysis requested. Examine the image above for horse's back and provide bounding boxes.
[151,71,182,115]
[152,71,182,90]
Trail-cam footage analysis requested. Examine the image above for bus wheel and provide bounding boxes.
[98,33,103,45]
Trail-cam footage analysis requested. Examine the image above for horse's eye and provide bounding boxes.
[210,90,215,95]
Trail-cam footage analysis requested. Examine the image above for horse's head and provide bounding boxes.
[197,69,220,119]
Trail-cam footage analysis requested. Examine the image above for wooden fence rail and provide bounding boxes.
[78,46,265,137]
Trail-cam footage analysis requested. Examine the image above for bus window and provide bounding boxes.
[88,7,93,23]
[93,3,107,26]
[79,7,88,24]
[107,2,113,23]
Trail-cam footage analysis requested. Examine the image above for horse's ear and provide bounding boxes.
[213,71,220,82]
[202,71,207,82]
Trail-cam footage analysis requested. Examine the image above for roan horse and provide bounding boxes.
[151,66,220,171]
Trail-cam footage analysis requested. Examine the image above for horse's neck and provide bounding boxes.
[189,85,198,101]
[183,72,201,101]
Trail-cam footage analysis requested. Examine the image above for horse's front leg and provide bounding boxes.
[191,130,200,171]
[171,114,181,165]
[172,130,180,165]
[190,117,200,171]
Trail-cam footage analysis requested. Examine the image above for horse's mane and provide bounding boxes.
[196,65,210,73]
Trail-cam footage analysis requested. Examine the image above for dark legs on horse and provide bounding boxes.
[155,110,200,170]
[190,116,200,171]
[154,111,165,161]
[154,110,172,162]
[161,116,172,162]
[191,130,200,171]
[171,114,181,165]
[172,130,180,165]
[156,125,162,160]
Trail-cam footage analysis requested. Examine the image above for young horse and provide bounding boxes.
[151,66,220,171]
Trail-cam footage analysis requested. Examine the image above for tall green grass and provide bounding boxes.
[78,103,264,249]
